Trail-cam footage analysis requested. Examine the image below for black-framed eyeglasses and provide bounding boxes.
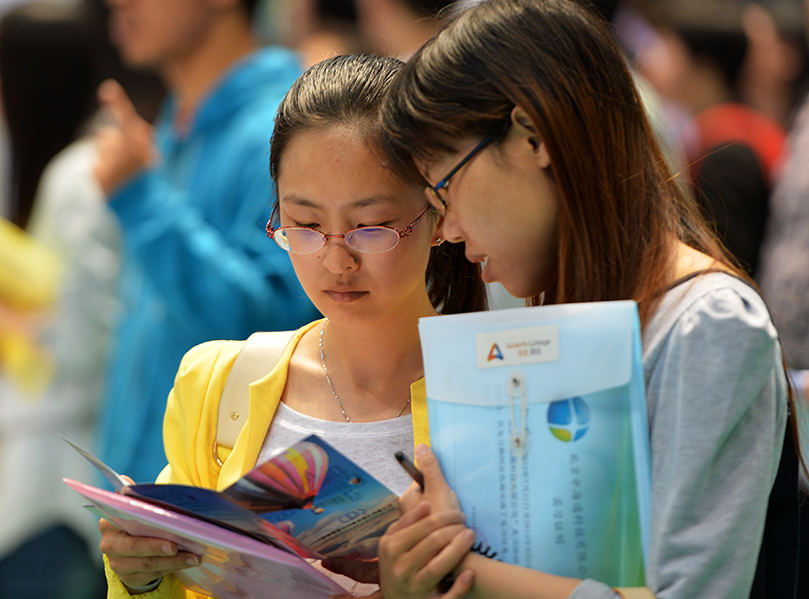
[424,134,495,217]
[266,204,432,254]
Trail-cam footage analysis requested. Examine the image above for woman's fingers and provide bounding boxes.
[379,510,472,599]
[99,518,200,588]
[378,527,475,599]
[409,527,475,588]
[442,569,475,599]
[387,501,431,535]
[414,445,461,513]
[381,507,466,557]
[399,480,426,513]
[388,525,473,589]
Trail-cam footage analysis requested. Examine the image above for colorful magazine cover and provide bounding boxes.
[64,479,347,599]
[63,435,401,596]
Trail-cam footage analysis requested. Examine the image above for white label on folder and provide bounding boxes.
[476,325,560,369]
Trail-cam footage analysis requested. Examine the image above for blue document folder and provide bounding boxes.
[419,301,651,585]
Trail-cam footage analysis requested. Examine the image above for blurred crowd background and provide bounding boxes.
[1,0,809,597]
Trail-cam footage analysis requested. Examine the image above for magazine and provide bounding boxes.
[418,301,651,586]
[63,435,400,598]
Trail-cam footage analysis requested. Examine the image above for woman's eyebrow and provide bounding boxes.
[279,194,318,208]
[280,194,400,210]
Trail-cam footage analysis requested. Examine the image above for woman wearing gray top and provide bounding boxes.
[360,1,803,598]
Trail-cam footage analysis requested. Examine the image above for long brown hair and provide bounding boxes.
[380,0,736,325]
[269,54,487,314]
[380,0,804,469]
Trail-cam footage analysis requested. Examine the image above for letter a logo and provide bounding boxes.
[488,343,504,361]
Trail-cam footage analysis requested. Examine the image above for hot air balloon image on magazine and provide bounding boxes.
[61,435,400,598]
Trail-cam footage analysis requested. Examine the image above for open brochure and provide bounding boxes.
[418,301,652,586]
[63,435,400,598]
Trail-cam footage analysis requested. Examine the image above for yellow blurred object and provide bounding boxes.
[0,327,54,399]
[0,218,60,398]
[0,217,63,311]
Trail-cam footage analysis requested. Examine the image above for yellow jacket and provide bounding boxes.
[104,320,430,598]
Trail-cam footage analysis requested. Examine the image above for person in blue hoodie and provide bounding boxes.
[92,0,319,485]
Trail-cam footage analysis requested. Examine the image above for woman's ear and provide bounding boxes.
[431,216,445,247]
[510,105,551,169]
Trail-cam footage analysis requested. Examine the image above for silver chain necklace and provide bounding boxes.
[319,321,412,423]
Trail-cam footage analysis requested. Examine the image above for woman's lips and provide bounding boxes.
[467,253,493,283]
[324,290,368,303]
[480,257,494,283]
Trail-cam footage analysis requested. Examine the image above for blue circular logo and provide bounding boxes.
[547,397,590,442]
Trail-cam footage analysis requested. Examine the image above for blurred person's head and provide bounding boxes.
[353,0,456,58]
[636,0,749,114]
[737,0,808,126]
[0,1,98,228]
[104,0,260,72]
[637,0,807,124]
[262,0,363,68]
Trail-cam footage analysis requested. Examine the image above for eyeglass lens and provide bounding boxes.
[275,227,402,254]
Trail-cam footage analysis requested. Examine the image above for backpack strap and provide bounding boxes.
[213,330,296,466]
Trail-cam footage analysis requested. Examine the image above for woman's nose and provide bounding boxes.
[320,238,359,273]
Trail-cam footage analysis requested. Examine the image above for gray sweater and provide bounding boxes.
[572,273,787,599]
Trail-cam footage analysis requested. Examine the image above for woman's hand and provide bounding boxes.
[333,446,474,599]
[399,444,461,515]
[377,501,475,599]
[99,518,200,591]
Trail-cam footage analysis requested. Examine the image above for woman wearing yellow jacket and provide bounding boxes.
[98,54,486,598]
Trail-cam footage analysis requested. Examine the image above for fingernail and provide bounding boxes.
[464,529,476,542]
[459,570,474,585]
[161,542,174,556]
[415,444,430,457]
[186,556,200,566]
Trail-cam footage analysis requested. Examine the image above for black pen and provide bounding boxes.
[395,451,424,490]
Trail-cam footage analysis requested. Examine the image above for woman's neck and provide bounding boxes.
[321,310,433,394]
[671,240,731,282]
[284,301,438,423]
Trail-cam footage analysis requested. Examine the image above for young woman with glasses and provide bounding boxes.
[97,54,486,598]
[374,1,803,598]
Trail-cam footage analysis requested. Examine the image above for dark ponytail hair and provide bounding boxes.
[269,54,486,314]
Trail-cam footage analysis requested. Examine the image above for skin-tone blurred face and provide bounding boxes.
[276,125,437,326]
[105,0,219,70]
[419,109,560,299]
[635,27,693,109]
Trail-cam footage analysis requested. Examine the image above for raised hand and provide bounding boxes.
[93,79,156,195]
